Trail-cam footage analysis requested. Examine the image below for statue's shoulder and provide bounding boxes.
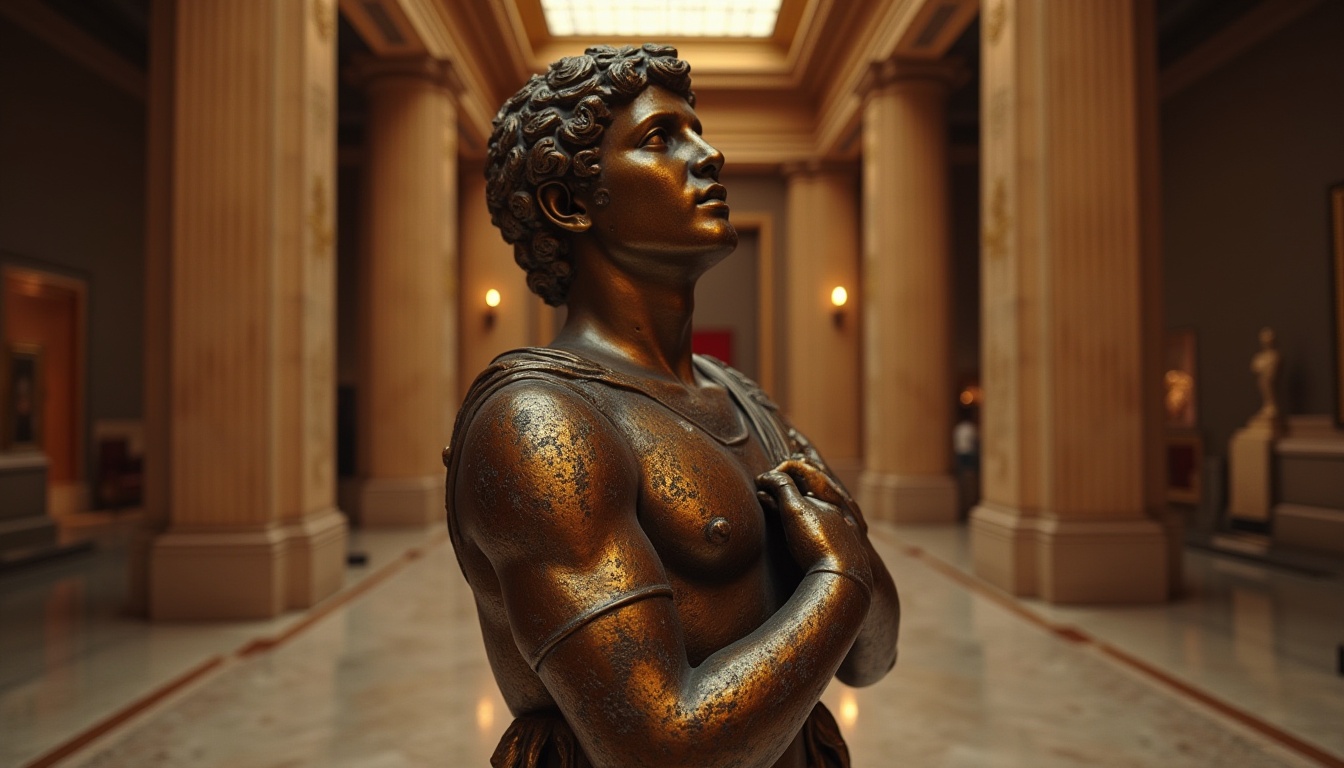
[449,347,607,451]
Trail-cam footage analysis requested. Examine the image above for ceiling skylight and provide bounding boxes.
[540,0,783,38]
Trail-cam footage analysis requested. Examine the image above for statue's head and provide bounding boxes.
[1259,326,1276,347]
[485,45,696,306]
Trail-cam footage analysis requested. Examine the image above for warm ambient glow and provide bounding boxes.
[485,289,501,308]
[540,0,782,38]
[476,698,495,732]
[959,385,983,406]
[830,286,848,308]
[838,690,858,730]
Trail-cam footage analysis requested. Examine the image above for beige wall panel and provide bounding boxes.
[784,167,861,463]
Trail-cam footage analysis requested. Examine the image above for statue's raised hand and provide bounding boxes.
[756,466,873,599]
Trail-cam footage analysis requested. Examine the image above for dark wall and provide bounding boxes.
[950,160,981,388]
[1162,0,1344,457]
[0,19,146,488]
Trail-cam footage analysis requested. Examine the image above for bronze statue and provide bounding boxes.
[444,44,900,768]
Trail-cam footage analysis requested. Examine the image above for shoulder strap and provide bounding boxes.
[692,355,795,466]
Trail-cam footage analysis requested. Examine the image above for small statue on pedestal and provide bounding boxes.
[443,45,899,768]
[1251,326,1281,422]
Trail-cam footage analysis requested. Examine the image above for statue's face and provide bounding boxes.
[578,85,737,281]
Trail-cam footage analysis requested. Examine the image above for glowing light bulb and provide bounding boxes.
[485,289,501,308]
[830,286,848,308]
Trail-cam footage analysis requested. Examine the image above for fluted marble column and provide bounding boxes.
[783,163,862,480]
[970,0,1172,603]
[856,58,964,524]
[351,56,459,526]
[145,0,347,619]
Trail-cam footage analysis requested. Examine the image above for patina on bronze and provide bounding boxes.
[445,44,900,768]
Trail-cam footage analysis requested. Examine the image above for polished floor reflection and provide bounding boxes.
[2,519,1341,767]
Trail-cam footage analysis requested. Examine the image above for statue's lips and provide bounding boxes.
[697,185,729,207]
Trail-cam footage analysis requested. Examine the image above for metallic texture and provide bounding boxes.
[447,45,899,768]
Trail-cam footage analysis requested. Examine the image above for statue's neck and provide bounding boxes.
[554,272,699,387]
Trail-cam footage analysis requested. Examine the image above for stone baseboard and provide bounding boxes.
[1274,503,1344,556]
[858,471,957,524]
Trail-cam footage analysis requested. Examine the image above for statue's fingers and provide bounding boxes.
[756,469,811,513]
[777,459,846,508]
[756,490,779,514]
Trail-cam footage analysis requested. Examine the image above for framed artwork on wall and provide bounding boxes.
[1332,182,1344,427]
[3,342,44,451]
[1164,328,1198,428]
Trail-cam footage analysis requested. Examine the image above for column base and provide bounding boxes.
[355,475,443,528]
[971,505,1170,603]
[282,507,348,609]
[147,509,350,620]
[1035,516,1167,603]
[969,502,1039,596]
[150,524,288,619]
[858,471,957,524]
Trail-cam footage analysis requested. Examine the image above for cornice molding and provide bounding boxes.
[856,56,970,97]
[346,54,462,92]
[815,0,977,157]
[780,159,859,178]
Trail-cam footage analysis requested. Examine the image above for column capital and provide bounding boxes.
[346,54,461,94]
[856,56,969,98]
[781,159,858,179]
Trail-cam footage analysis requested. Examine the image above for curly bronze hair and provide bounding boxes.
[485,44,695,306]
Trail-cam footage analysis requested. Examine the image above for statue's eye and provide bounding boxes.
[641,129,668,148]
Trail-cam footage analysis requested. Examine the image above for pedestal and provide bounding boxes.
[1228,419,1281,523]
[0,453,55,554]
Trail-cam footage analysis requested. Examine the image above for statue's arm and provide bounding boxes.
[777,432,901,687]
[457,380,872,768]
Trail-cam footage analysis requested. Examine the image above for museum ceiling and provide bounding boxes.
[14,0,1312,166]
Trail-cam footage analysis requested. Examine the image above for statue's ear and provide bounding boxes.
[537,182,590,233]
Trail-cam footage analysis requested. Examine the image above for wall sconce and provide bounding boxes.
[484,288,501,328]
[830,286,848,327]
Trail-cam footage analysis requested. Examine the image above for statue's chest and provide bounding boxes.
[607,394,773,580]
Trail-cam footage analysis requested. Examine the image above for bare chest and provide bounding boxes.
[593,387,778,581]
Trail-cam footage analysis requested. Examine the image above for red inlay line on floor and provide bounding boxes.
[876,530,1344,768]
[23,529,452,768]
[22,655,226,768]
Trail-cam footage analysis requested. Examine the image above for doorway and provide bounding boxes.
[2,267,87,515]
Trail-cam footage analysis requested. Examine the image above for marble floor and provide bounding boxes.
[2,518,1341,767]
